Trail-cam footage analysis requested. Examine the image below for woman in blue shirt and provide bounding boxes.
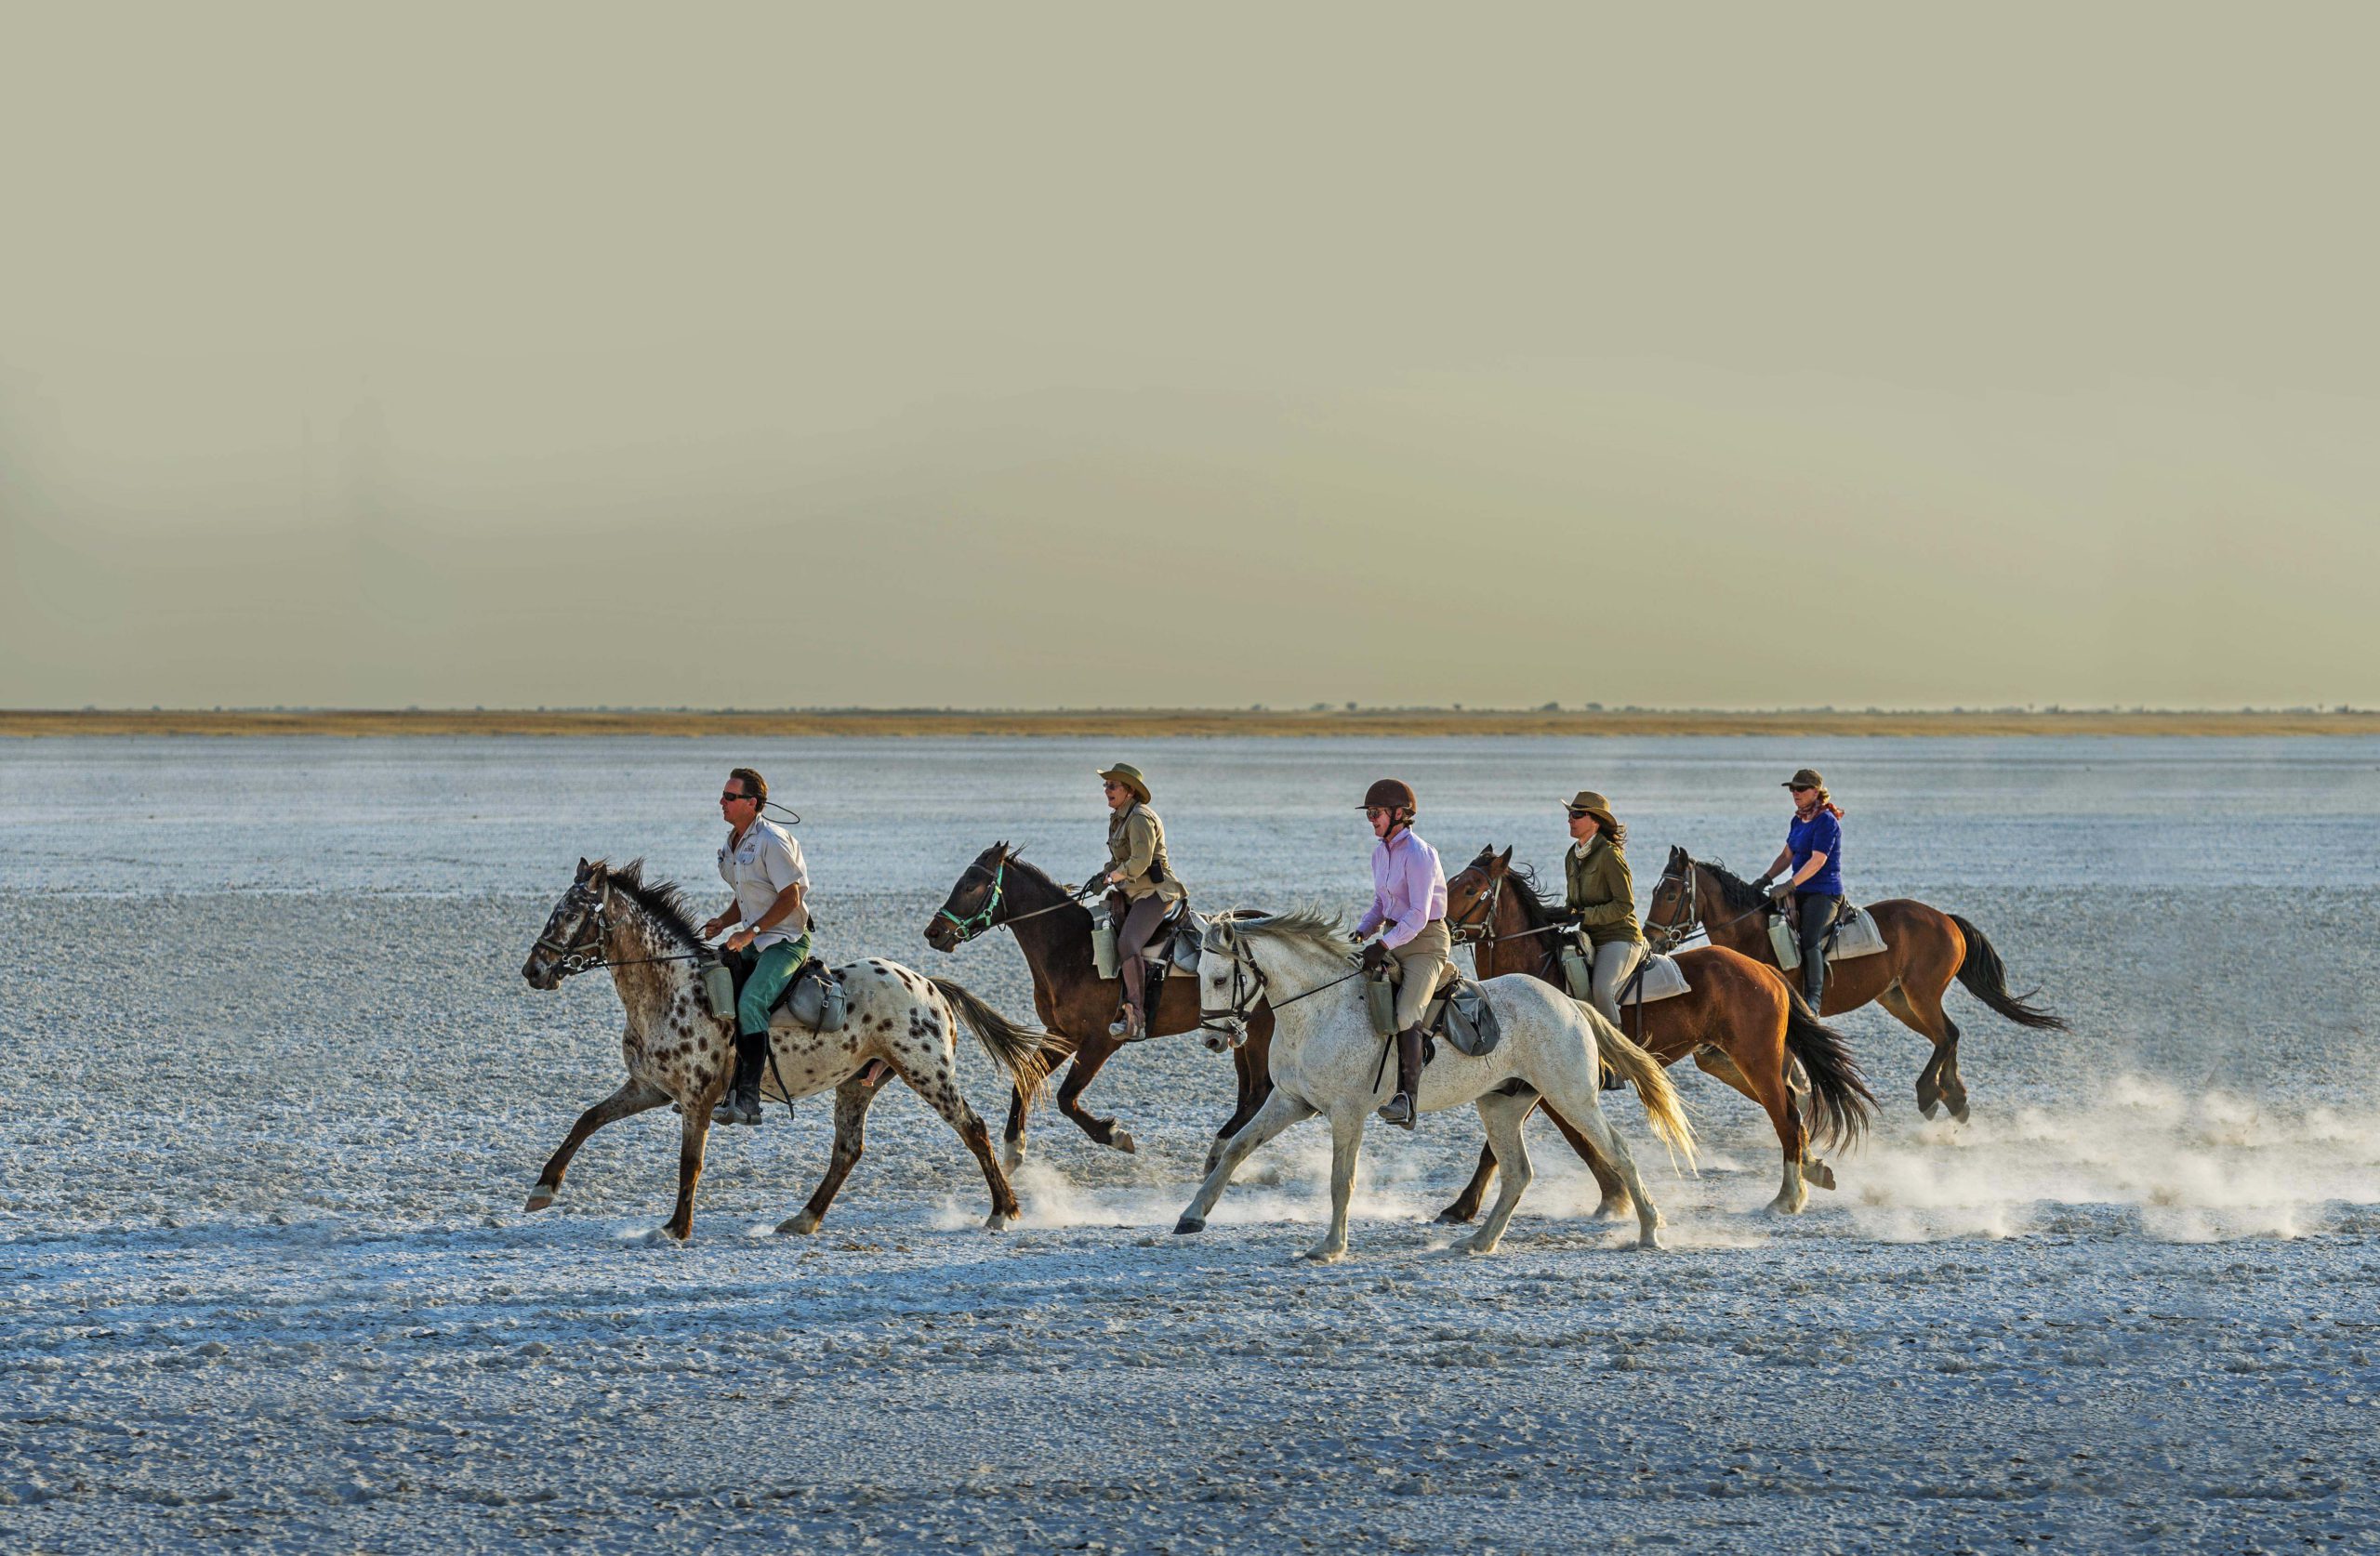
[1754,767,1845,1009]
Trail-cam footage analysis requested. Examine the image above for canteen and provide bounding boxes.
[699,956,738,1020]
[1557,934,1595,1001]
[1090,902,1120,980]
[1768,915,1802,971]
[1364,967,1398,1038]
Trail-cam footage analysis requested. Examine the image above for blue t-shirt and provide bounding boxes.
[1786,810,1844,897]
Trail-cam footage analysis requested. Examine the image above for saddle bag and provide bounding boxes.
[699,956,738,1021]
[1768,911,1803,972]
[1436,980,1501,1058]
[1167,910,1207,974]
[1365,968,1398,1038]
[782,958,849,1032]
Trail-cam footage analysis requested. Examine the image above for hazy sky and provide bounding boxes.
[4,3,2374,710]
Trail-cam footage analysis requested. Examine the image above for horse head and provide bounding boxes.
[1446,845,1514,942]
[1195,912,1259,1053]
[1644,844,1699,950]
[523,857,611,990]
[924,842,1012,954]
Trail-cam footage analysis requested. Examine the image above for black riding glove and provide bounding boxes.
[1360,939,1392,974]
[1082,872,1110,896]
[1766,882,1794,905]
[1752,875,1775,893]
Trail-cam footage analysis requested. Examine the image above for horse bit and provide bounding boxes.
[532,880,613,980]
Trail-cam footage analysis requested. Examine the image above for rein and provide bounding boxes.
[1646,858,1771,952]
[937,858,1093,943]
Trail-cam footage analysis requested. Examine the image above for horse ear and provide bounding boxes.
[1497,846,1514,867]
[576,856,590,876]
[587,860,609,885]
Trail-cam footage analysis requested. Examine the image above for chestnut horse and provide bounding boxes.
[924,844,1276,1171]
[1440,848,1874,1219]
[1645,847,2068,1123]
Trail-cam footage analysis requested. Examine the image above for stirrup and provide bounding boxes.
[1109,1008,1145,1041]
[1377,1091,1416,1127]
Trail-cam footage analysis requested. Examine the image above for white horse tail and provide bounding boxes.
[1597,1022,1698,1172]
[930,977,1056,1105]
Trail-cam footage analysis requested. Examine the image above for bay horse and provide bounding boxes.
[924,843,1276,1171]
[1440,847,1874,1219]
[520,858,1049,1243]
[1177,910,1697,1259]
[1645,847,2068,1123]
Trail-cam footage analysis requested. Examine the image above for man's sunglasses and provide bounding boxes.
[721,791,757,803]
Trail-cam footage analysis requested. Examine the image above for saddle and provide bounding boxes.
[726,955,851,1032]
[1766,901,1888,973]
[1370,956,1501,1058]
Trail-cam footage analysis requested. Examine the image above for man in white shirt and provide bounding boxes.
[700,767,810,1126]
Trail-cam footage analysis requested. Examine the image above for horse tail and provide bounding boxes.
[1596,1021,1698,1173]
[1781,986,1876,1154]
[930,978,1057,1104]
[1948,915,2069,1032]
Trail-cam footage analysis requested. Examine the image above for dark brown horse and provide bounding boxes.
[924,843,1275,1171]
[1438,847,1874,1220]
[1645,847,2068,1124]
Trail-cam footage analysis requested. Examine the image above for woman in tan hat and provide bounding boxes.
[1560,791,1647,1027]
[1089,763,1187,1039]
[1755,768,1846,1008]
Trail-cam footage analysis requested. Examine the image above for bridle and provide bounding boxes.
[935,855,1094,944]
[1195,921,1366,1052]
[1645,854,1699,952]
[531,880,614,980]
[1445,864,1505,949]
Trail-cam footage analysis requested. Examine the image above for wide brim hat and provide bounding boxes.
[1562,790,1613,815]
[1097,763,1152,804]
[1782,768,1826,791]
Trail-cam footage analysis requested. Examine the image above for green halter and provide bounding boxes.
[937,857,1011,942]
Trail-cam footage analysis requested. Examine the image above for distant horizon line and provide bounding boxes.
[7,702,2372,717]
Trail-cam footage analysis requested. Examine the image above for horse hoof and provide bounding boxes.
[659,1224,692,1244]
[1918,1098,1941,1121]
[985,1211,1012,1233]
[1593,1199,1634,1223]
[776,1211,821,1236]
[1298,1246,1346,1264]
[1109,1130,1137,1156]
[1806,1161,1838,1192]
[1464,1234,1501,1257]
[1173,1215,1205,1236]
[1435,1207,1476,1226]
[1950,1100,1973,1124]
[1636,1234,1666,1251]
[523,1189,556,1213]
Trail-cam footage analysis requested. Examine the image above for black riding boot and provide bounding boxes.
[1801,956,1827,1012]
[1377,1026,1426,1128]
[719,1030,767,1127]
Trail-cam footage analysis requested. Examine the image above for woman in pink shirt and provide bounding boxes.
[1353,778,1451,1128]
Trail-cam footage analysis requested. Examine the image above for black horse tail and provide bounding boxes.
[1781,988,1876,1154]
[931,978,1064,1104]
[1948,915,2069,1032]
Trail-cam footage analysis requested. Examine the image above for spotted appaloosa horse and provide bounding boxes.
[521,858,1050,1243]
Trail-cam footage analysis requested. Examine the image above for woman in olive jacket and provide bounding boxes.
[1090,763,1186,1039]
[1561,789,1646,1025]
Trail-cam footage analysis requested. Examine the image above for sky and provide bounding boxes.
[3,3,2374,711]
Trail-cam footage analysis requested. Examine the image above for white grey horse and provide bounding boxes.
[1174,910,1697,1260]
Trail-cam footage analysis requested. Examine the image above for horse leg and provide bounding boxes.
[890,1044,1022,1231]
[1205,1041,1275,1177]
[1540,1103,1636,1222]
[1878,983,1963,1122]
[1046,1034,1135,1154]
[1302,1110,1366,1263]
[1534,1065,1663,1250]
[1467,1091,1537,1256]
[1437,1141,1500,1227]
[777,1075,878,1235]
[662,1097,714,1243]
[1691,1048,1810,1214]
[1175,1088,1316,1235]
[525,1078,668,1211]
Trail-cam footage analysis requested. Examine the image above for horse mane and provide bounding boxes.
[597,858,707,950]
[1220,906,1349,963]
[1501,863,1560,928]
[1694,856,1769,914]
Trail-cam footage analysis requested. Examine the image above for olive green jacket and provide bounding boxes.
[1564,836,1643,946]
[1105,803,1187,904]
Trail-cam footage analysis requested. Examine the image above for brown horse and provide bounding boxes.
[924,843,1276,1171]
[1645,847,2068,1124]
[1440,847,1875,1219]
